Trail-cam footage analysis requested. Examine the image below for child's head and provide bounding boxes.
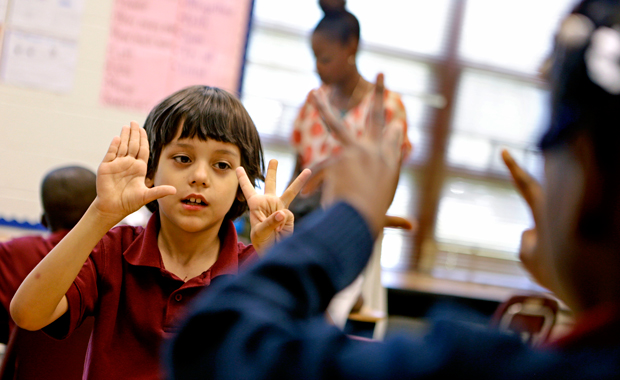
[41,166,97,232]
[144,85,264,220]
[537,0,620,311]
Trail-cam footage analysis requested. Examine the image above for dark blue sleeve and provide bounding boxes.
[166,202,585,380]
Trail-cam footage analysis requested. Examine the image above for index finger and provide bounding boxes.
[368,73,386,140]
[280,168,312,207]
[501,149,543,212]
[236,167,257,200]
[310,89,356,146]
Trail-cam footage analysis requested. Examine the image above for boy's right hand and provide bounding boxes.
[93,121,176,225]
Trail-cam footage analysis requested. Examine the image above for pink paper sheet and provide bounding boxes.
[100,0,252,112]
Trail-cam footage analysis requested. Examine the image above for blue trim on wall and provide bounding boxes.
[0,218,46,231]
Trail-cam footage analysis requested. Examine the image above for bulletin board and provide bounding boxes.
[0,0,254,229]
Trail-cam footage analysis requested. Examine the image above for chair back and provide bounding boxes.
[491,294,559,346]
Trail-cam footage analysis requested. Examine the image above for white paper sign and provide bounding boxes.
[0,30,79,92]
[8,0,85,39]
[0,0,8,25]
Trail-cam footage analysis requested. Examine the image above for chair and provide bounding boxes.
[491,294,559,346]
[0,317,94,380]
[345,308,387,339]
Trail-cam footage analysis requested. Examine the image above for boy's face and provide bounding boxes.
[146,128,241,234]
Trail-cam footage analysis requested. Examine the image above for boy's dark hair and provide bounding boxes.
[41,166,97,232]
[144,85,265,221]
[313,1,360,45]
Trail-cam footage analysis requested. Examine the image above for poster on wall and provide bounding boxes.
[0,30,78,92]
[0,0,85,92]
[0,0,7,24]
[100,0,254,112]
[8,0,85,39]
[0,0,7,50]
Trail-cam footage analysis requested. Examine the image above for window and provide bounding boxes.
[242,0,575,289]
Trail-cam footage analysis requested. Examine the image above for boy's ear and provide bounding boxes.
[236,188,245,202]
[145,176,154,188]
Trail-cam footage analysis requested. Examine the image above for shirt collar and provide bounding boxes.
[208,219,241,278]
[550,302,620,349]
[122,213,242,278]
[122,213,161,268]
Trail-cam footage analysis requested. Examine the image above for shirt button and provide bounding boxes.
[175,294,183,302]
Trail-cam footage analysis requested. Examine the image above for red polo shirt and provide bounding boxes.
[550,303,620,349]
[0,230,68,341]
[53,214,257,380]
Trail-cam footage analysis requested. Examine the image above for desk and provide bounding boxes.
[382,270,531,303]
[381,270,573,340]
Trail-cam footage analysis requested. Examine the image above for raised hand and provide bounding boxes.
[237,159,311,254]
[308,73,405,237]
[501,149,555,293]
[93,121,176,225]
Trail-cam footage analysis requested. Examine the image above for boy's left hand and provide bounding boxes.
[237,159,311,255]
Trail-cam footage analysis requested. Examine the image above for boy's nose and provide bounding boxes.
[190,164,210,187]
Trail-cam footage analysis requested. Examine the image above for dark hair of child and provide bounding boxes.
[143,85,265,220]
[542,0,620,235]
[314,1,360,44]
[40,166,97,232]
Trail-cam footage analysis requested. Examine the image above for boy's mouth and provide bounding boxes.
[182,195,208,206]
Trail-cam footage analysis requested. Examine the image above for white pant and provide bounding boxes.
[326,232,387,340]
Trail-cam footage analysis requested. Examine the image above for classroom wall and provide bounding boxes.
[0,1,161,224]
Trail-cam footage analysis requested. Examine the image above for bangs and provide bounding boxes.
[144,85,265,219]
[177,92,252,149]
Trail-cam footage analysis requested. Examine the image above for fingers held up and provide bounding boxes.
[312,73,405,237]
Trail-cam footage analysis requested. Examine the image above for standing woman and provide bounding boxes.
[289,0,412,336]
[291,1,411,176]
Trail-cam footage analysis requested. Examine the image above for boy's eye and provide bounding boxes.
[214,162,231,170]
[173,155,191,164]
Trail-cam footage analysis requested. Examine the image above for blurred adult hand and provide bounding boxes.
[308,73,404,238]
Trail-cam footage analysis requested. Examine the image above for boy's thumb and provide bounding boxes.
[254,211,285,237]
[144,185,176,204]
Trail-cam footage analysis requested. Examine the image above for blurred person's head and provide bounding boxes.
[41,166,97,232]
[311,0,360,85]
[538,0,620,312]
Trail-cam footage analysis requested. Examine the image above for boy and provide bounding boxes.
[0,165,96,379]
[167,1,620,378]
[0,165,96,340]
[10,86,310,380]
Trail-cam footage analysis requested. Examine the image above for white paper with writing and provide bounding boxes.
[7,0,85,39]
[0,30,79,93]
